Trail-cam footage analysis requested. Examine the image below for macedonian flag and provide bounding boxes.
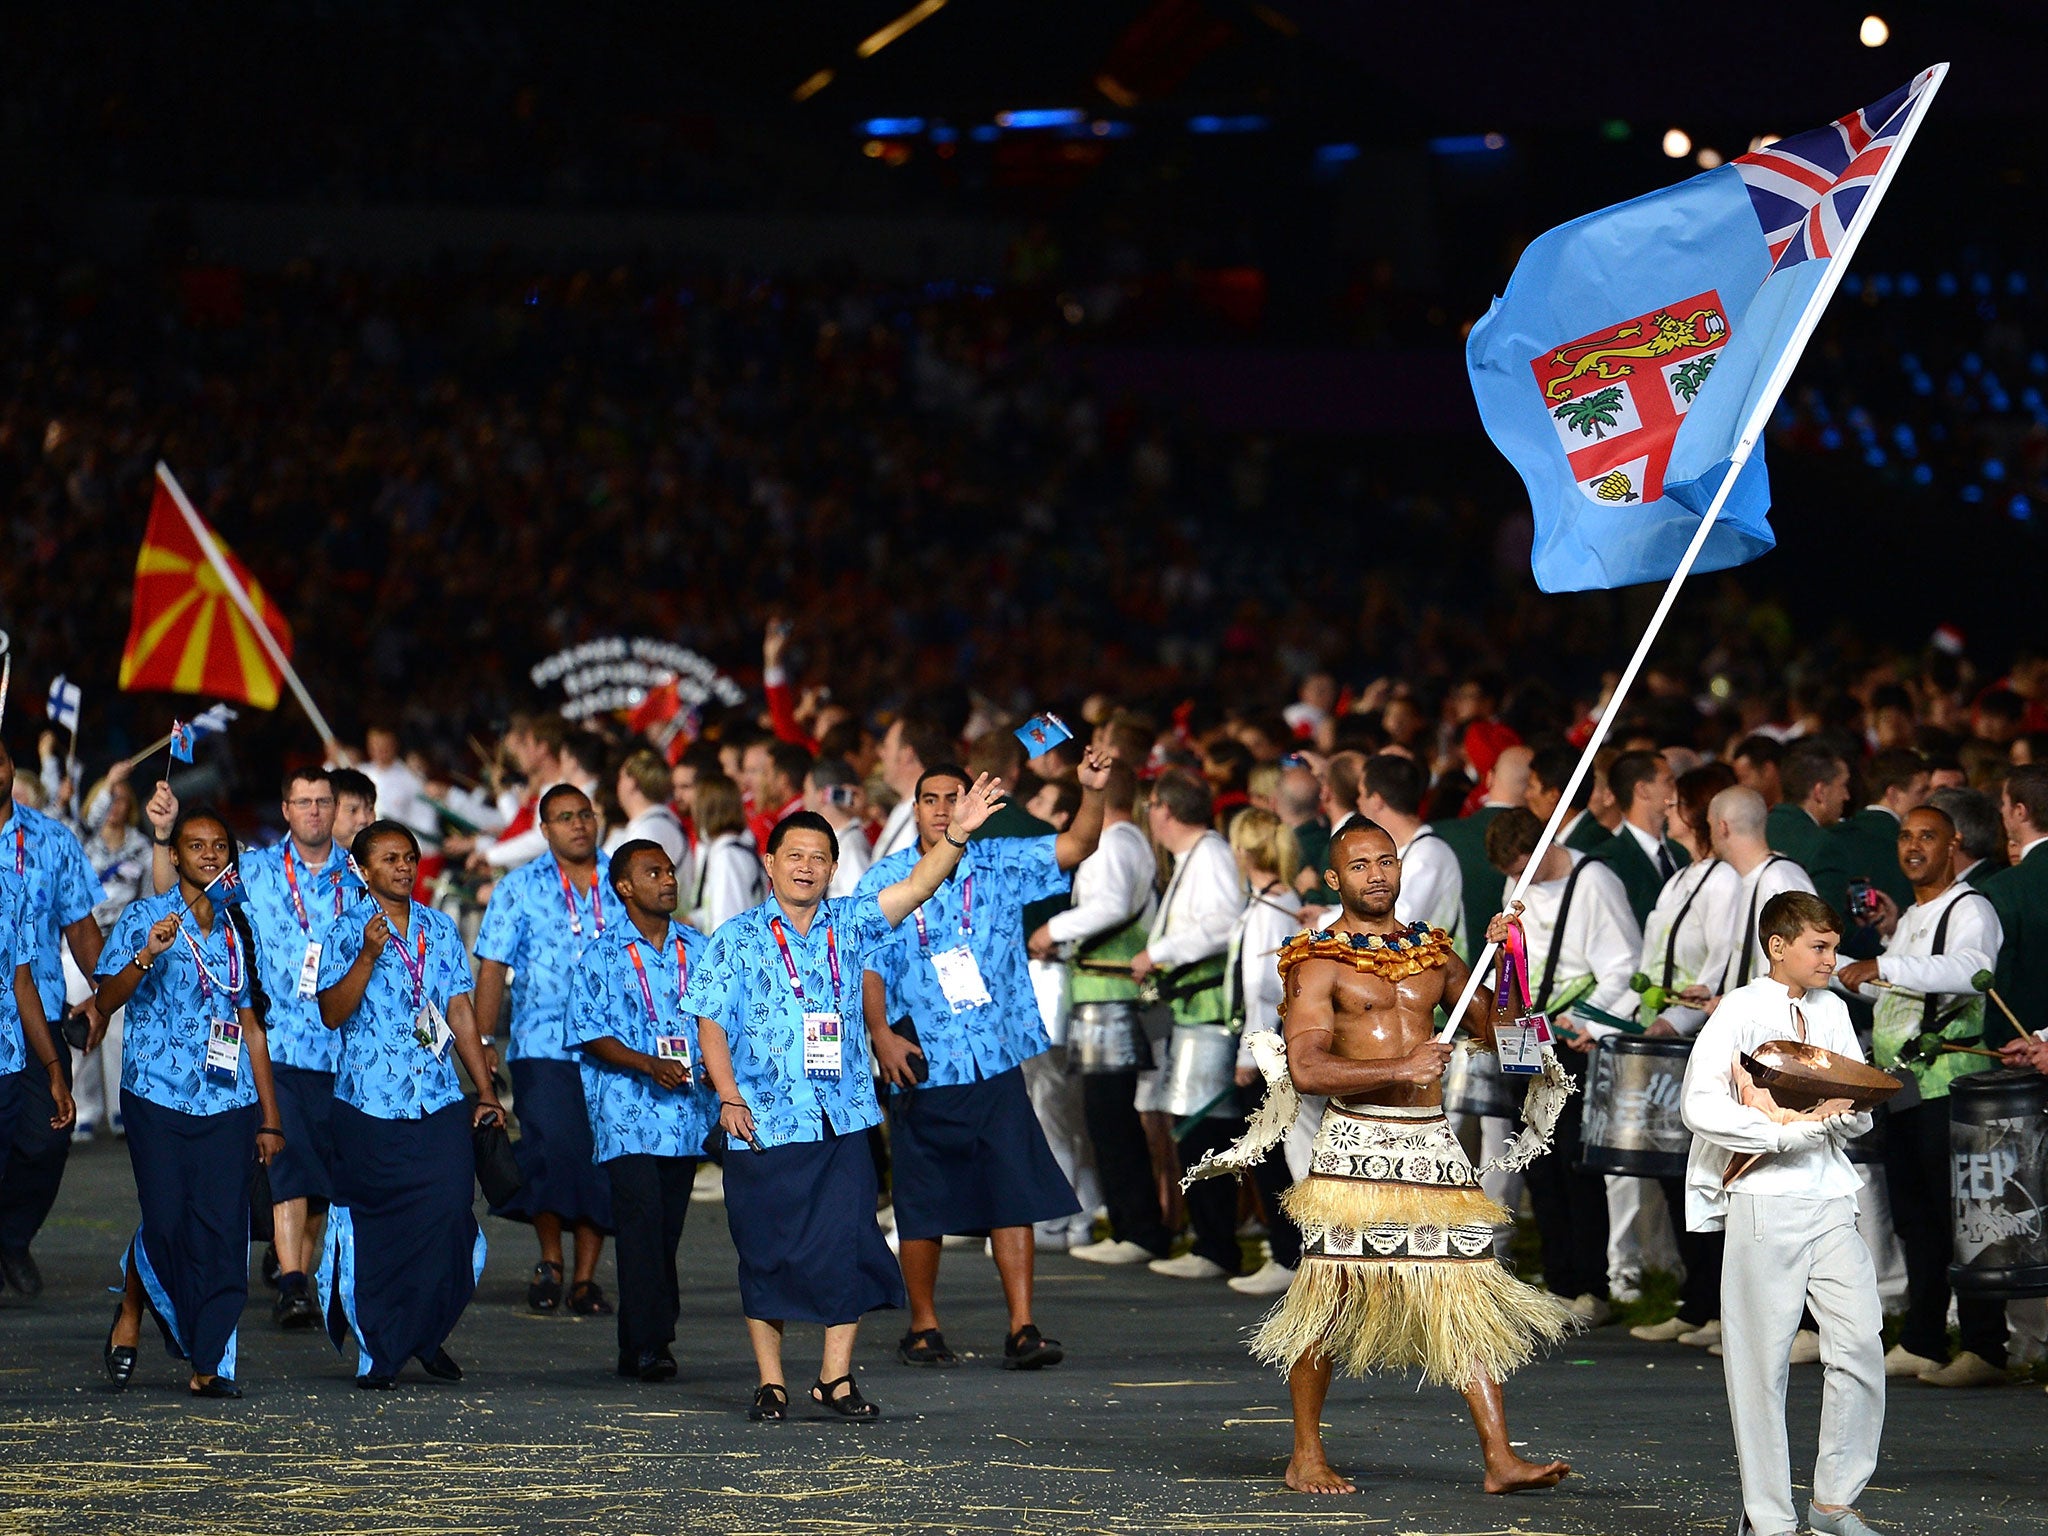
[118,465,294,709]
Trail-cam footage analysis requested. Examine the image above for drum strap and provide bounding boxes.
[1920,888,1994,1033]
[1533,858,1592,1014]
[1728,855,1791,990]
[1660,858,1722,988]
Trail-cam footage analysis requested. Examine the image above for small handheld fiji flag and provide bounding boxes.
[1014,711,1073,758]
[205,865,248,908]
[46,675,81,734]
[168,720,197,763]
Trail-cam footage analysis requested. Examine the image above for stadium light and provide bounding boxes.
[860,118,925,137]
[791,68,835,102]
[1695,147,1723,169]
[858,0,950,59]
[1860,14,1889,47]
[996,108,1086,129]
[1186,115,1269,134]
[1662,127,1692,159]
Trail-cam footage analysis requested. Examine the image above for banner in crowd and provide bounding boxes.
[529,637,745,722]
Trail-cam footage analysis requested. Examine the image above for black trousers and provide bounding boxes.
[1176,1116,1246,1274]
[1657,1175,1723,1326]
[1885,1098,2004,1365]
[1081,1071,1169,1255]
[0,1047,72,1252]
[1239,1082,1302,1269]
[604,1154,698,1361]
[1523,1059,1610,1300]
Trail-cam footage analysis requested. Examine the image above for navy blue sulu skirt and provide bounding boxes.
[121,1090,259,1379]
[495,1058,612,1229]
[318,1099,484,1379]
[887,1065,1081,1243]
[266,1065,336,1206]
[0,1069,20,1186]
[723,1126,906,1326]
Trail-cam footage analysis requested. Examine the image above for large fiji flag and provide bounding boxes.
[1468,67,1944,592]
[119,465,295,708]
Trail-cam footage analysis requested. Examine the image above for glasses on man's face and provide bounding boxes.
[548,808,599,825]
[286,797,335,811]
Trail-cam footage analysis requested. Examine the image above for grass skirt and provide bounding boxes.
[1250,1101,1577,1390]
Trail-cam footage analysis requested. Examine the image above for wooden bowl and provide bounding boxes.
[1739,1039,1902,1112]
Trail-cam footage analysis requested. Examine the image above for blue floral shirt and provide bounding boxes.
[679,894,899,1150]
[474,851,612,1063]
[1,801,103,1022]
[316,902,476,1120]
[0,873,35,1075]
[241,838,364,1073]
[571,920,716,1161]
[96,891,255,1114]
[857,835,1069,1086]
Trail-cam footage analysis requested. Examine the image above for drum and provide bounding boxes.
[1444,1048,1521,1120]
[1948,1069,2048,1300]
[1577,1036,1693,1180]
[1163,1023,1239,1120]
[1068,1002,1151,1075]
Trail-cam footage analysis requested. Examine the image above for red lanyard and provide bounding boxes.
[386,910,431,1009]
[11,824,22,878]
[627,934,688,1027]
[769,915,839,1004]
[912,872,973,953]
[179,917,243,1005]
[559,865,604,939]
[282,850,344,933]
[1495,920,1530,1015]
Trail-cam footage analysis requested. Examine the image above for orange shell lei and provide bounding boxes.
[1276,923,1456,991]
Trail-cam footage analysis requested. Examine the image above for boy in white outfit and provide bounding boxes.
[1680,891,1886,1536]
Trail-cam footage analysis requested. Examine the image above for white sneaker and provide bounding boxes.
[1788,1328,1822,1365]
[70,1122,96,1145]
[1918,1349,2008,1388]
[1566,1292,1613,1327]
[1883,1343,1941,1378]
[1068,1238,1156,1266]
[690,1163,725,1203]
[1677,1319,1722,1348]
[1227,1260,1296,1295]
[1148,1253,1230,1280]
[1629,1317,1694,1343]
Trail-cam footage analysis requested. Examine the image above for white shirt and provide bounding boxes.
[1233,886,1304,1067]
[1146,830,1244,969]
[872,797,918,863]
[1868,881,2003,995]
[1680,977,1872,1231]
[605,804,693,892]
[1046,820,1155,948]
[689,831,767,935]
[361,758,437,842]
[825,817,873,899]
[1637,857,1740,1035]
[1394,825,1463,940]
[1718,855,1815,993]
[1621,819,1671,867]
[1514,850,1641,1038]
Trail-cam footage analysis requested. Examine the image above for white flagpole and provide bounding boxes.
[1438,63,1949,1041]
[154,462,345,758]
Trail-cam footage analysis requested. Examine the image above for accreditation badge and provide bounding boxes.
[204,1019,243,1085]
[655,1034,692,1067]
[414,1000,453,1058]
[802,1011,843,1079]
[297,941,323,1000]
[929,945,994,1014]
[1496,1016,1544,1075]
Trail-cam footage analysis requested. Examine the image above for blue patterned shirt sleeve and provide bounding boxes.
[317,903,472,1119]
[5,803,105,1022]
[0,874,33,1074]
[855,835,1066,1085]
[94,891,257,1114]
[241,841,359,1073]
[475,852,611,1063]
[571,921,715,1160]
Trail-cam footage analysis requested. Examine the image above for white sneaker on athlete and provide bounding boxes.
[1148,1253,1230,1280]
[1677,1319,1721,1347]
[1882,1343,1940,1378]
[1788,1329,1822,1365]
[1227,1260,1295,1295]
[1068,1238,1156,1266]
[1629,1317,1694,1342]
[1918,1349,2008,1388]
[690,1163,725,1203]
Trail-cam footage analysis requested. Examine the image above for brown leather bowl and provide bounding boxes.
[1739,1039,1903,1112]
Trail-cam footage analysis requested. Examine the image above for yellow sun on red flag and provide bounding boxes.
[118,466,294,709]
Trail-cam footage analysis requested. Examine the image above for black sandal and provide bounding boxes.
[568,1280,612,1316]
[527,1260,564,1313]
[1002,1324,1065,1370]
[747,1382,788,1422]
[896,1327,959,1367]
[189,1375,243,1399]
[811,1373,879,1418]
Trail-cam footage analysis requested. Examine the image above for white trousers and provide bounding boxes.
[1721,1193,1885,1535]
[1022,1049,1099,1238]
[1606,1174,1681,1290]
[61,946,124,1133]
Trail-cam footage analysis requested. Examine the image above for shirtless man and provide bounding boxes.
[1250,820,1575,1496]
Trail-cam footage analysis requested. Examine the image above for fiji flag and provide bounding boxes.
[205,864,249,908]
[1468,68,1944,592]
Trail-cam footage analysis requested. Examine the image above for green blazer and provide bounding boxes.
[1765,802,1827,871]
[1600,826,1693,927]
[1564,812,1613,854]
[1434,805,1509,949]
[1982,841,2048,1047]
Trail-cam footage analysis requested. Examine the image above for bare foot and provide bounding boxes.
[1484,1454,1571,1494]
[1285,1452,1357,1494]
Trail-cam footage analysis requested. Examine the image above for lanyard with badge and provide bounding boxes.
[1492,919,1549,1075]
[912,870,993,1014]
[628,935,692,1071]
[182,918,246,1085]
[771,915,843,1079]
[283,851,346,999]
[559,865,605,940]
[388,914,450,1058]
[11,823,23,879]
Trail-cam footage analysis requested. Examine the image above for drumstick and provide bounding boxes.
[1972,970,2029,1038]
[1935,1043,2004,1059]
